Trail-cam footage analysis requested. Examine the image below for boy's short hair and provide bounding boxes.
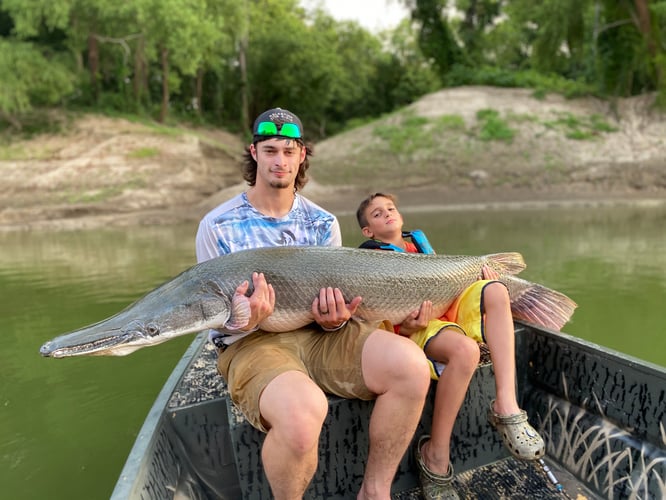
[356,192,398,228]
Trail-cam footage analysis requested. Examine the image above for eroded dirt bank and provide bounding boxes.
[1,87,664,231]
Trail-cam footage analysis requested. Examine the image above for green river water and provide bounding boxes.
[1,203,665,499]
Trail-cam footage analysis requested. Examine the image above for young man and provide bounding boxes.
[356,192,546,500]
[196,110,430,500]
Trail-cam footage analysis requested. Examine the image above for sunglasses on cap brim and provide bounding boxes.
[255,121,302,139]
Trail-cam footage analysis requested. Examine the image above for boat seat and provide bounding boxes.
[226,350,507,498]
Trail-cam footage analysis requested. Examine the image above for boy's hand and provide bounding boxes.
[481,264,499,280]
[312,287,362,330]
[398,300,432,336]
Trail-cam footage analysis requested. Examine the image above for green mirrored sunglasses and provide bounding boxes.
[255,121,302,139]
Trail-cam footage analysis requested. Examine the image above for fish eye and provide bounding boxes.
[146,323,160,337]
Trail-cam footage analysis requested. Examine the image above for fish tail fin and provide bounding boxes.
[503,275,578,331]
[486,252,526,275]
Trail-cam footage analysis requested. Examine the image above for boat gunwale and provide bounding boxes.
[110,331,208,499]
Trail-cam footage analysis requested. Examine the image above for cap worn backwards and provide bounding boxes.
[252,108,304,142]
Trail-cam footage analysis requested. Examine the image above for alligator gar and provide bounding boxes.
[39,246,577,358]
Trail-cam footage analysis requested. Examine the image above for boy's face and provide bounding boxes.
[361,196,404,240]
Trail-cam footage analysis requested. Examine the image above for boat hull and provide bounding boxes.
[111,323,666,499]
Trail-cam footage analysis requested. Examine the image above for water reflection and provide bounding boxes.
[0,224,198,500]
[1,205,664,500]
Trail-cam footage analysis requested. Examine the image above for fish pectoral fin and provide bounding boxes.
[223,292,252,331]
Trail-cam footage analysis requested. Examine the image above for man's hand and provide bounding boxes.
[231,272,275,332]
[398,300,432,336]
[312,287,362,331]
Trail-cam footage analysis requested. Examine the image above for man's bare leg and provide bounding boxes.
[357,330,431,500]
[259,371,329,500]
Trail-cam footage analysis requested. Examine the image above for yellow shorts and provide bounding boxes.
[409,280,496,379]
[216,318,389,431]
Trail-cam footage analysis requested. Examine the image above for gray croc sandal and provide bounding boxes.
[414,435,460,500]
[488,400,545,460]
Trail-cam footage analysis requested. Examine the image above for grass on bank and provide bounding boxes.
[0,107,239,162]
[60,178,148,204]
[371,106,617,156]
[314,103,620,190]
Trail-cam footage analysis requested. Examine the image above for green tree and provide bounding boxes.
[406,0,466,77]
[595,0,665,98]
[402,0,665,102]
[128,0,224,122]
[373,19,441,110]
[242,0,346,136]
[0,1,74,127]
[0,40,73,128]
[455,0,504,65]
[499,0,589,76]
[309,16,386,132]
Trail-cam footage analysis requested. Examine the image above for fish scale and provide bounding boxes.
[238,247,522,329]
[39,246,576,357]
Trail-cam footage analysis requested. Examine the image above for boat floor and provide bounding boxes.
[171,337,601,499]
[393,455,600,499]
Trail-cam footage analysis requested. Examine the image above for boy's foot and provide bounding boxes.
[488,400,545,460]
[414,435,460,500]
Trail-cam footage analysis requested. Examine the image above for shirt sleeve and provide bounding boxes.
[195,217,221,263]
[328,218,342,246]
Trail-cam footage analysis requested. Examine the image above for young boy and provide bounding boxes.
[356,192,545,500]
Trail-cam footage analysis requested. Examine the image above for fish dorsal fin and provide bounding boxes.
[486,252,526,275]
[224,293,252,331]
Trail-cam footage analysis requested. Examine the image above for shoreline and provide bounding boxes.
[324,190,666,217]
[2,188,664,233]
[3,92,665,233]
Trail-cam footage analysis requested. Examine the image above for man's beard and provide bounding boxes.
[269,179,293,189]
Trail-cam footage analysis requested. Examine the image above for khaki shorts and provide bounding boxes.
[216,318,387,431]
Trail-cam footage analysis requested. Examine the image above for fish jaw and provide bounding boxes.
[39,322,159,358]
[40,295,232,358]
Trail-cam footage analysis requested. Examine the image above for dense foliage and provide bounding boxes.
[1,0,664,136]
[404,0,665,98]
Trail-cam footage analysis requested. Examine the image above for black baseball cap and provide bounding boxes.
[252,108,304,142]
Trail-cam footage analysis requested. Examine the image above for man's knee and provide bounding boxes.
[364,330,430,395]
[400,339,431,385]
[280,399,328,453]
[260,372,329,447]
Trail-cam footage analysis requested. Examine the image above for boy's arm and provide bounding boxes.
[395,301,433,336]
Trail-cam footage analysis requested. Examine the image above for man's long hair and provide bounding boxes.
[241,139,313,192]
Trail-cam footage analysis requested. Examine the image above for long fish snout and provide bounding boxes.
[39,340,56,358]
[38,315,160,358]
[38,328,134,358]
[38,257,241,358]
[39,341,55,357]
